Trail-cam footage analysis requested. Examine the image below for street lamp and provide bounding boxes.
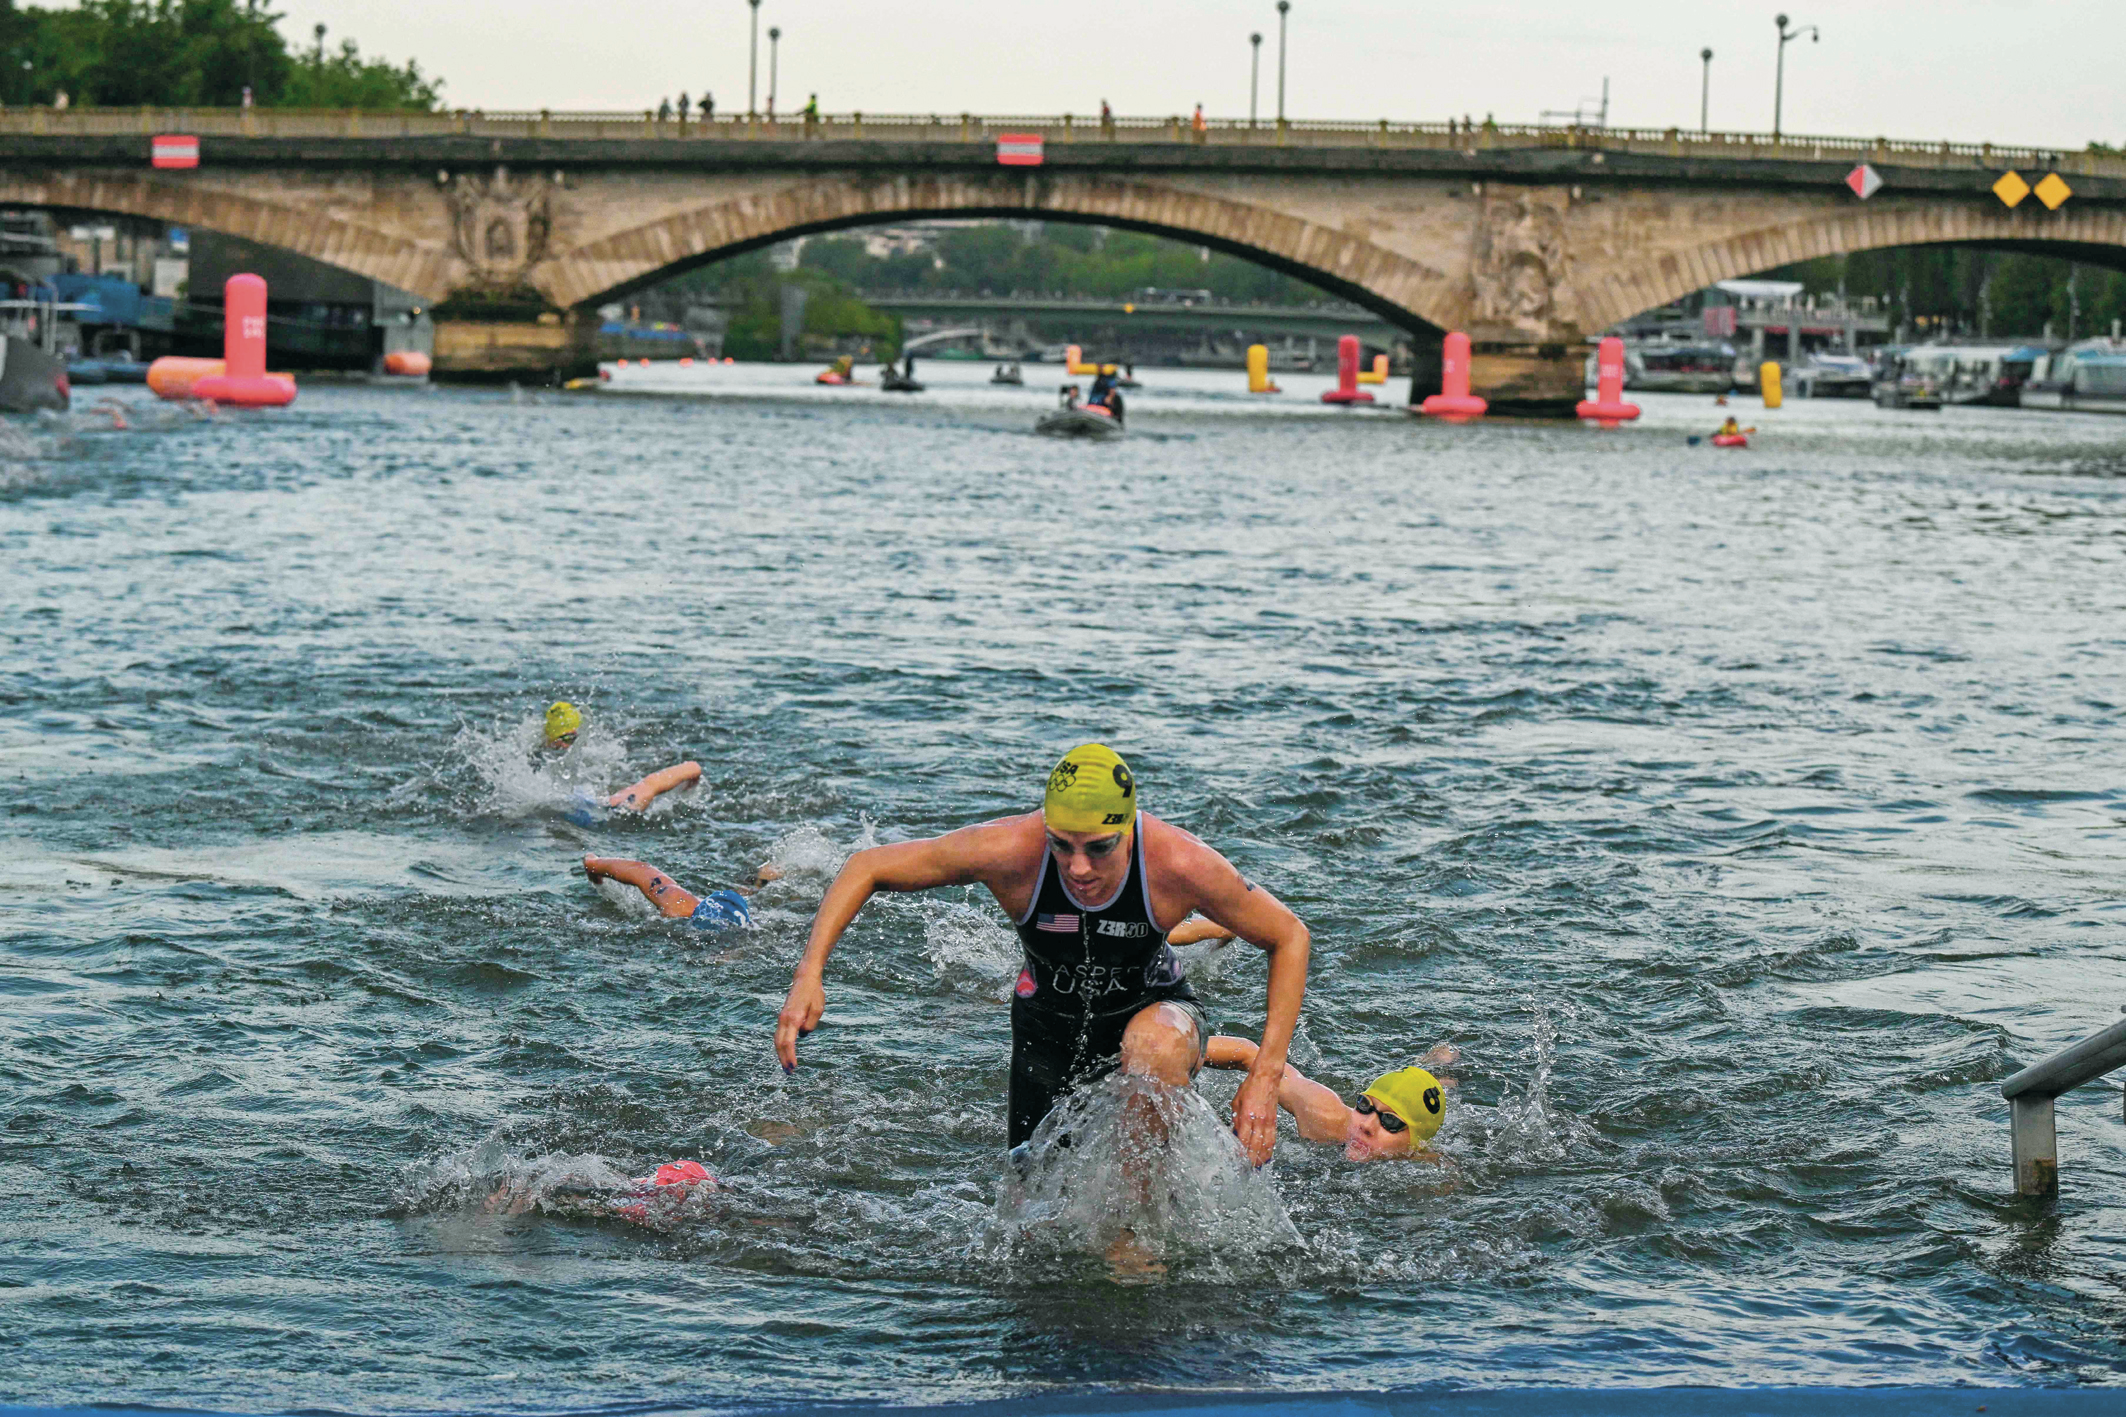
[1772,13,1817,139]
[1699,48,1712,133]
[747,0,762,118]
[1275,0,1289,124]
[1249,32,1262,128]
[767,26,780,118]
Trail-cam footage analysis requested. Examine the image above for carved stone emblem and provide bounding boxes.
[1469,188,1572,336]
[445,166,553,292]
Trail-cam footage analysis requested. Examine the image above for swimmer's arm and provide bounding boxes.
[1163,832,1311,1166]
[1205,1036,1349,1144]
[608,760,702,811]
[774,819,1026,1071]
[1166,917,1237,949]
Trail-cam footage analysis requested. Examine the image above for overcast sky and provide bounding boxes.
[249,1,2118,150]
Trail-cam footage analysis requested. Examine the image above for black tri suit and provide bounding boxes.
[1007,814,1206,1147]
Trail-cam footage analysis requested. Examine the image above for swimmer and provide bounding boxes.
[485,1157,715,1228]
[583,854,780,930]
[541,701,705,820]
[774,742,1309,1168]
[1206,1035,1457,1162]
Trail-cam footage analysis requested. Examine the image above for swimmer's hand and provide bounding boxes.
[1232,1065,1281,1167]
[775,972,825,1073]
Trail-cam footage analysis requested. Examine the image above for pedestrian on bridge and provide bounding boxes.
[658,96,673,122]
[678,92,691,122]
[704,92,714,121]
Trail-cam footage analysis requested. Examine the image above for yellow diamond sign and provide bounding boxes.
[2035,172,2073,210]
[1993,171,2031,207]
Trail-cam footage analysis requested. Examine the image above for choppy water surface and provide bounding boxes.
[5,367,2126,1410]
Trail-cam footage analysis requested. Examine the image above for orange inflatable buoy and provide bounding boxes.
[1575,336,1640,426]
[382,350,431,377]
[1419,332,1488,421]
[1320,335,1375,405]
[192,275,295,407]
[147,356,225,401]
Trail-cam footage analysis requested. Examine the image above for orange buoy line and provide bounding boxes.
[146,274,296,406]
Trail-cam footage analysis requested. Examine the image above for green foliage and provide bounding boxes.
[794,222,1328,303]
[0,0,439,109]
[663,254,900,361]
[1761,246,2126,340]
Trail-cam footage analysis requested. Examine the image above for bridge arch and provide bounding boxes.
[0,169,453,298]
[1581,203,2126,334]
[545,173,1457,338]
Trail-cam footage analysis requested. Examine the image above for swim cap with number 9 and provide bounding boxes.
[1043,743,1136,833]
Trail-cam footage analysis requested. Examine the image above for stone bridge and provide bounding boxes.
[4,109,2122,410]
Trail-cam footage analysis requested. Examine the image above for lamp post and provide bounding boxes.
[1249,32,1262,127]
[768,26,780,118]
[747,0,762,117]
[1275,0,1289,124]
[1772,13,1817,139]
[1699,48,1712,133]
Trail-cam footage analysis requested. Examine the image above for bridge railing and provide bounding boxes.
[6,106,2120,177]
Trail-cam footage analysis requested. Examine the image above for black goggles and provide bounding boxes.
[1046,832,1125,861]
[1353,1095,1408,1134]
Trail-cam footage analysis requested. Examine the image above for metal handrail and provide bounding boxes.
[0,105,2115,177]
[2001,1015,2126,1197]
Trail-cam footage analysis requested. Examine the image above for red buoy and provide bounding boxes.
[192,275,296,407]
[1575,336,1638,426]
[1320,334,1375,405]
[1419,332,1488,421]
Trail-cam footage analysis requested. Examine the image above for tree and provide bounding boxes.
[0,0,439,109]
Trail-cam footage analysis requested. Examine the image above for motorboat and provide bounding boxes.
[1035,384,1124,438]
[1621,340,1738,394]
[1788,353,1872,399]
[2020,341,2126,415]
[1870,349,1943,411]
[880,356,924,393]
[1879,344,2027,408]
[0,335,69,411]
[989,363,1024,385]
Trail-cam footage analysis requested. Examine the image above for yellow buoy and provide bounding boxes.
[1246,344,1280,394]
[1760,361,1783,409]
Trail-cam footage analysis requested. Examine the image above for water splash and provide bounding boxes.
[395,1137,716,1232]
[450,708,632,818]
[925,899,1020,999]
[760,818,877,882]
[984,1072,1301,1278]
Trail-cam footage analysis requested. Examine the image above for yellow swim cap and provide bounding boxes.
[1362,1066,1445,1142]
[1042,743,1136,833]
[544,701,583,743]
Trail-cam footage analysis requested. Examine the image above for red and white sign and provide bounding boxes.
[151,135,200,169]
[996,133,1044,166]
[1845,163,1882,200]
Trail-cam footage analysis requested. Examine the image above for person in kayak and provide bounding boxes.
[774,743,1309,1166]
[541,701,705,822]
[1717,415,1742,438]
[583,854,779,930]
[1205,1035,1454,1162]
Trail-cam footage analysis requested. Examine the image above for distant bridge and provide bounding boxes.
[862,295,1404,346]
[5,107,2122,408]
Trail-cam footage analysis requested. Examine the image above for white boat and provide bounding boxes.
[1788,353,1873,399]
[2020,341,2126,415]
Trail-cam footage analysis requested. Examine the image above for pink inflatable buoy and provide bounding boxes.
[192,274,296,407]
[1575,336,1639,426]
[1321,334,1375,405]
[1419,332,1488,421]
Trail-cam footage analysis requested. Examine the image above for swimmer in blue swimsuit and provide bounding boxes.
[582,855,779,930]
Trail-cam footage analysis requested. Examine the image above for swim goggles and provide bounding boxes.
[1353,1095,1408,1134]
[1046,832,1125,861]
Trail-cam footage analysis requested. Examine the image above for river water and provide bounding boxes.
[4,366,2126,1411]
